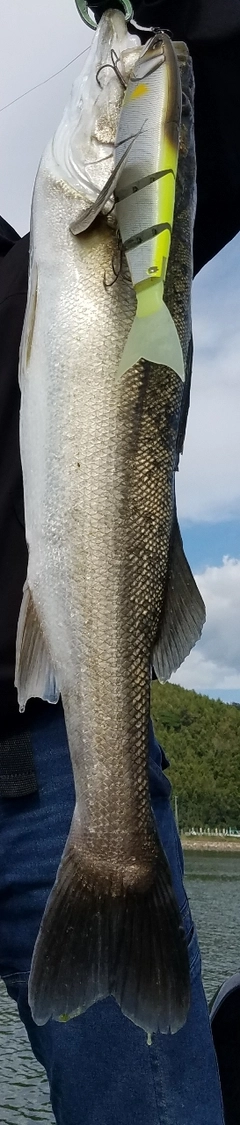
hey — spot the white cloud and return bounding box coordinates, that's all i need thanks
[171,556,240,691]
[176,236,240,523]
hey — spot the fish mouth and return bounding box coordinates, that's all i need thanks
[86,13,143,162]
[93,8,141,59]
[51,10,141,195]
[84,7,142,103]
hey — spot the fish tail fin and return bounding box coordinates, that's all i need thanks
[117,301,184,380]
[28,809,190,1034]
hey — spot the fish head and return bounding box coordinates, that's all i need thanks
[51,11,142,206]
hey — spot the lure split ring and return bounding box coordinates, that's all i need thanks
[75,0,133,30]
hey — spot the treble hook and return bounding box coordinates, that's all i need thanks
[75,0,133,31]
[103,230,124,290]
[111,49,128,88]
[96,49,127,89]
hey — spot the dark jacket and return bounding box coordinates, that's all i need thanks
[0,223,29,733]
[0,4,240,794]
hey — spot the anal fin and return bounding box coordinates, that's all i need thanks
[152,508,206,682]
[15,582,59,711]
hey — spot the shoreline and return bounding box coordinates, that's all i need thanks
[181,834,240,851]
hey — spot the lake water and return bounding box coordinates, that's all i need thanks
[184,850,240,1001]
[0,849,240,1123]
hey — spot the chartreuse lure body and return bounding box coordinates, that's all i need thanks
[114,32,184,380]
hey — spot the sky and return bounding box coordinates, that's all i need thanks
[1,1,239,704]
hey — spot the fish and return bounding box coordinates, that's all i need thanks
[15,12,205,1036]
[114,32,184,380]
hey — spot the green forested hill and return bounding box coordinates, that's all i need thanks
[150,682,240,831]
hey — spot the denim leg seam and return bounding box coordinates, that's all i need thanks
[148,1045,175,1125]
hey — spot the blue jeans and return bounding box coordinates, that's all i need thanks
[0,703,224,1124]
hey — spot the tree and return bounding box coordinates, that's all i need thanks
[151,682,240,831]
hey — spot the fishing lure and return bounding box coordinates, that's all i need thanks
[114,32,184,380]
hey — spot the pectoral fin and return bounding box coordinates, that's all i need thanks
[70,128,142,236]
[19,260,38,388]
[152,510,206,682]
[15,582,59,711]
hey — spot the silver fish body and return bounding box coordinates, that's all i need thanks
[16,18,204,1035]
